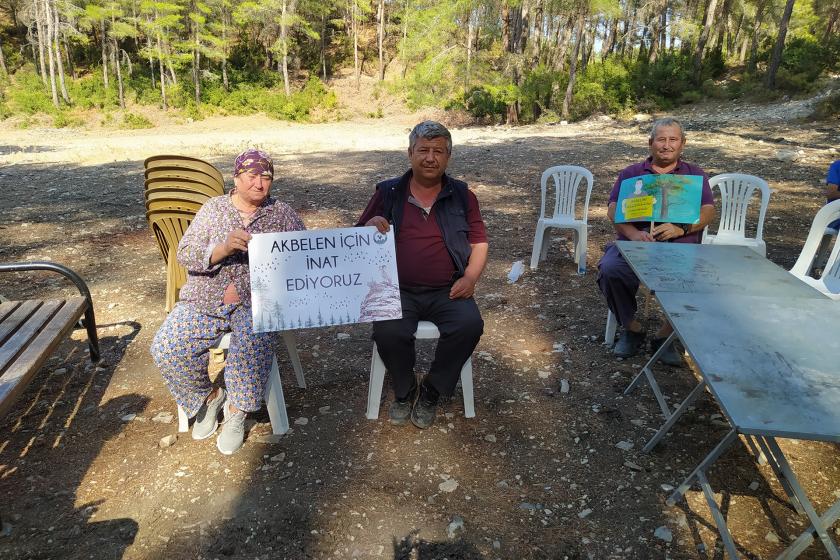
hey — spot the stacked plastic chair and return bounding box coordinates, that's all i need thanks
[143,155,225,312]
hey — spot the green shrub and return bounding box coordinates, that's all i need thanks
[5,69,55,114]
[66,72,120,109]
[121,112,154,129]
[52,111,84,128]
[781,37,826,81]
[456,84,515,119]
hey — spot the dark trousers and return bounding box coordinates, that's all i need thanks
[373,287,484,400]
[596,243,640,328]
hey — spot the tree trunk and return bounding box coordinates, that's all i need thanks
[730,12,743,53]
[0,35,7,76]
[748,0,766,72]
[101,19,109,89]
[115,40,125,108]
[552,15,572,72]
[352,0,359,89]
[35,6,47,83]
[581,21,593,72]
[377,0,385,80]
[604,17,618,57]
[280,0,290,95]
[62,34,76,80]
[54,2,69,103]
[466,11,474,85]
[156,30,167,110]
[562,11,586,119]
[620,1,638,58]
[714,0,732,56]
[531,0,543,63]
[146,21,155,89]
[766,0,796,88]
[823,9,838,41]
[43,0,59,107]
[648,11,662,64]
[693,0,719,84]
[222,15,229,90]
[321,14,327,80]
[738,34,749,64]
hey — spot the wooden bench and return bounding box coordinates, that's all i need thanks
[0,262,100,534]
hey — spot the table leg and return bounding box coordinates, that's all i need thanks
[778,500,840,559]
[765,438,840,560]
[624,332,676,420]
[744,435,767,466]
[667,428,739,506]
[753,436,805,515]
[698,470,741,560]
[642,379,706,453]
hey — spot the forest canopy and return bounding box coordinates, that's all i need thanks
[0,0,839,127]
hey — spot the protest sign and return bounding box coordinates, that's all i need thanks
[614,174,704,224]
[248,227,401,332]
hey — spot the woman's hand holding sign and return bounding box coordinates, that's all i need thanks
[211,228,253,264]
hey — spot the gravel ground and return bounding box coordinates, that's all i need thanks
[1,101,839,559]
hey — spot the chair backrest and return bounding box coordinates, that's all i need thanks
[145,198,205,215]
[707,173,771,242]
[145,167,224,193]
[790,200,840,288]
[144,155,224,189]
[144,189,213,211]
[145,208,197,266]
[539,165,594,222]
[144,177,223,199]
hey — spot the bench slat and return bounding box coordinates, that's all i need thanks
[0,301,42,348]
[0,300,63,374]
[0,301,18,324]
[0,298,87,418]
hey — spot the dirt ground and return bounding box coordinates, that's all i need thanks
[1,99,840,560]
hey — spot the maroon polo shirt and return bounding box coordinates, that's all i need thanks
[609,157,714,244]
[357,187,488,288]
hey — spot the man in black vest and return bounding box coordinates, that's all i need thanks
[357,121,489,429]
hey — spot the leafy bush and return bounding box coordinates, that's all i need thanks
[52,111,84,128]
[571,58,634,118]
[121,112,154,129]
[457,85,512,119]
[5,69,55,114]
[66,72,120,109]
[630,53,695,107]
[204,75,336,121]
[781,37,827,80]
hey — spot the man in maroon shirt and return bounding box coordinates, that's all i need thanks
[597,117,716,363]
[357,121,489,428]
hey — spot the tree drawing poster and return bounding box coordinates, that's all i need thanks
[614,174,704,224]
[248,227,401,332]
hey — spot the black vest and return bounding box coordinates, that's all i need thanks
[376,170,473,279]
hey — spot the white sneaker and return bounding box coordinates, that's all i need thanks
[216,405,247,455]
[192,388,226,440]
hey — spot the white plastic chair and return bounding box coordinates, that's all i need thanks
[177,331,306,435]
[790,199,840,299]
[702,173,771,256]
[367,320,475,419]
[604,310,618,346]
[530,166,594,274]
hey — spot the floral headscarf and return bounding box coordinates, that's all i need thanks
[233,149,274,179]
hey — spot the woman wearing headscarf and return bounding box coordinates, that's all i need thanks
[151,149,305,455]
